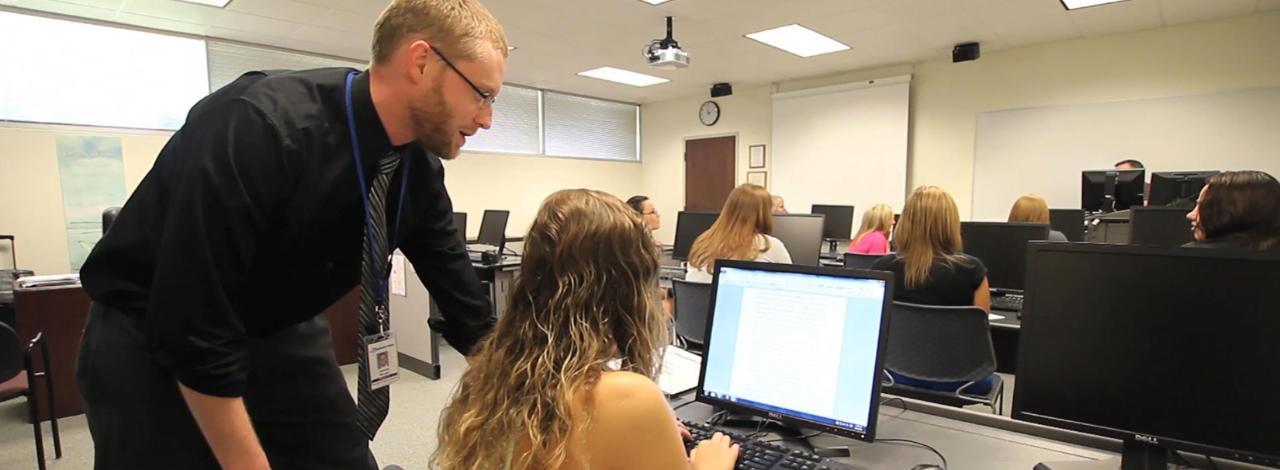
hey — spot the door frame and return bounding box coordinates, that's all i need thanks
[682,132,740,211]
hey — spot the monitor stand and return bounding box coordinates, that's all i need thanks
[717,412,852,458]
[1035,440,1167,470]
[824,238,841,255]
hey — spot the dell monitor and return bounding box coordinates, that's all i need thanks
[697,260,893,444]
[772,214,825,267]
[451,212,467,244]
[1082,169,1145,213]
[673,211,719,261]
[1148,171,1217,208]
[476,210,509,249]
[960,222,1050,292]
[1015,243,1280,469]
[1128,206,1193,247]
[1048,209,1085,242]
[811,204,855,241]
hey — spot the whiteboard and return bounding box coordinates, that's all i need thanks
[771,76,910,233]
[972,86,1280,221]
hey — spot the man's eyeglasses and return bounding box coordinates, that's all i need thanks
[431,48,497,107]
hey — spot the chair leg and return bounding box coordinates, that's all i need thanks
[27,390,47,470]
[39,371,62,458]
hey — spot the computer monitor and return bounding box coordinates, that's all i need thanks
[1014,243,1280,469]
[1149,171,1218,208]
[1128,206,1193,247]
[960,222,1050,292]
[1081,169,1145,213]
[810,205,855,240]
[771,214,825,267]
[1048,209,1085,242]
[697,260,893,442]
[476,210,509,249]
[452,212,467,244]
[673,211,719,261]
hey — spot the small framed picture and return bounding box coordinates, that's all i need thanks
[747,171,767,188]
[749,145,766,169]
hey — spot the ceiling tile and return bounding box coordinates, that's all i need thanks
[115,10,207,35]
[12,0,117,20]
[1259,0,1280,11]
[309,6,377,34]
[1067,0,1164,37]
[208,8,302,35]
[1157,0,1257,25]
[119,0,219,24]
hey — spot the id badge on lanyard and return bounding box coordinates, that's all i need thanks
[346,71,408,390]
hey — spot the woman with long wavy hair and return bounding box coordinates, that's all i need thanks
[434,189,738,470]
[685,184,792,283]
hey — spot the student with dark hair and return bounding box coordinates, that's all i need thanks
[1185,170,1280,250]
[1114,159,1144,170]
[625,195,661,232]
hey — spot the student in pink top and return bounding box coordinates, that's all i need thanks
[848,203,894,254]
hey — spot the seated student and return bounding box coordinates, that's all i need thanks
[1007,194,1068,242]
[870,186,997,394]
[686,184,792,283]
[1185,170,1280,250]
[626,195,662,233]
[848,203,894,255]
[770,195,788,215]
[434,189,739,470]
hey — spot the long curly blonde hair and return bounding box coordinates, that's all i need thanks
[433,189,669,470]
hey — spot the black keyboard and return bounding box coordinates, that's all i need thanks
[991,294,1024,312]
[682,420,854,470]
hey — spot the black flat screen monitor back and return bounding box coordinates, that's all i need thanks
[477,210,509,248]
[452,212,467,244]
[673,211,719,261]
[771,214,825,267]
[1048,209,1085,242]
[1129,207,1193,247]
[960,222,1050,292]
[1148,171,1218,208]
[1082,169,1145,213]
[810,204,855,240]
[1014,243,1280,468]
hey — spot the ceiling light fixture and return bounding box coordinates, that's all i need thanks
[744,24,849,58]
[173,0,233,7]
[1059,0,1129,10]
[637,0,674,5]
[577,67,669,87]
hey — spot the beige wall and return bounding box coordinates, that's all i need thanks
[641,11,1280,220]
[0,122,640,274]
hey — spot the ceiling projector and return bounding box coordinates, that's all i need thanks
[644,16,689,70]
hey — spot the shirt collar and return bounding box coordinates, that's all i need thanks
[350,70,399,159]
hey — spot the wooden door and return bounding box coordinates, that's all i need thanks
[684,136,736,211]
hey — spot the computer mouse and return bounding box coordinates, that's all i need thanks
[910,465,942,470]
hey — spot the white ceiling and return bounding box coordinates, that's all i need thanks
[3,0,1278,103]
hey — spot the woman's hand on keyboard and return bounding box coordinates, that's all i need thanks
[690,432,740,470]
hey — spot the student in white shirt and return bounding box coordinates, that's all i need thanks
[686,184,792,283]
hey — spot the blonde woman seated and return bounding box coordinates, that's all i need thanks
[848,203,894,255]
[434,189,739,470]
[1007,194,1068,242]
[686,184,792,283]
[869,186,997,394]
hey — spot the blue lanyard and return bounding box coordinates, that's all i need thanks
[344,71,410,303]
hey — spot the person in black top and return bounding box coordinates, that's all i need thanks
[75,1,508,468]
[1184,170,1280,251]
[870,186,995,394]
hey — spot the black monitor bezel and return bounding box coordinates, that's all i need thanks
[476,209,510,249]
[1013,242,1280,467]
[771,213,826,267]
[1148,171,1218,207]
[960,221,1051,292]
[672,211,720,261]
[1081,169,1146,212]
[1048,208,1086,242]
[695,259,895,443]
[810,204,856,240]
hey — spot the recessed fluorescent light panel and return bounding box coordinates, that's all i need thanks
[174,0,233,7]
[638,0,674,4]
[1060,0,1129,10]
[577,67,669,87]
[745,24,849,58]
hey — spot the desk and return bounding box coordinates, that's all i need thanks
[13,285,90,421]
[989,313,1021,374]
[472,256,521,318]
[672,395,1114,469]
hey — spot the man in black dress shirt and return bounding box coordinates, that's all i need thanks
[75,1,507,468]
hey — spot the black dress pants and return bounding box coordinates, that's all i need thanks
[77,303,377,470]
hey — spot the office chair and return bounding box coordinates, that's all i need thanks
[881,302,1004,415]
[843,252,886,270]
[102,207,121,235]
[671,279,712,352]
[0,322,62,470]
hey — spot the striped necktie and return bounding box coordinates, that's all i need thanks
[355,152,401,439]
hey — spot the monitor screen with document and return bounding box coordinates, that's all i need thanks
[695,260,893,441]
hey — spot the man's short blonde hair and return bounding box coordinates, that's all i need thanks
[371,0,508,64]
